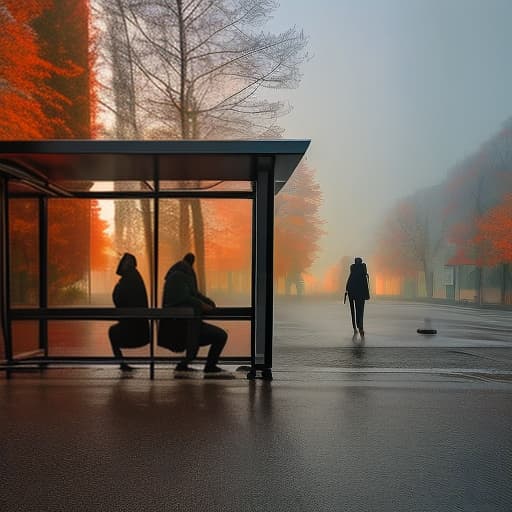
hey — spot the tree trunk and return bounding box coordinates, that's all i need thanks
[179,200,191,254]
[176,1,206,289]
[501,263,509,305]
[139,198,153,293]
[177,0,189,139]
[109,0,156,292]
[191,200,206,291]
[423,262,433,298]
[475,266,482,305]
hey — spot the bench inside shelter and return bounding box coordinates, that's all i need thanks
[0,140,310,380]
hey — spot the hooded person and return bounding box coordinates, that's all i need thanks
[345,257,370,337]
[109,253,150,371]
[158,253,227,373]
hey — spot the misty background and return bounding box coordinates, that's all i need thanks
[265,0,512,278]
[4,0,512,304]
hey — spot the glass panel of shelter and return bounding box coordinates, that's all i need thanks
[9,199,41,358]
[8,195,253,359]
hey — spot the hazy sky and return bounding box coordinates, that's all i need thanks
[265,0,512,277]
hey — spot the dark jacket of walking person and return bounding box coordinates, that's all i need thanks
[109,253,150,371]
[158,253,227,373]
[345,257,370,336]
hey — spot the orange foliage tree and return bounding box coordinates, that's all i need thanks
[443,125,512,302]
[322,255,352,296]
[322,260,343,295]
[10,199,109,305]
[474,193,512,303]
[3,2,109,304]
[475,193,512,265]
[274,164,324,294]
[204,199,252,298]
[9,200,39,304]
[48,200,109,303]
[444,165,486,270]
[205,200,252,272]
[447,221,482,265]
[33,0,93,137]
[0,0,75,138]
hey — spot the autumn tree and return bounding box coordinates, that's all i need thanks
[474,193,512,303]
[9,199,109,305]
[47,200,109,304]
[0,0,72,138]
[371,118,512,302]
[475,193,512,263]
[321,256,351,296]
[33,0,94,137]
[446,166,512,304]
[274,163,324,295]
[444,165,487,302]
[9,200,39,304]
[444,131,512,303]
[205,200,251,266]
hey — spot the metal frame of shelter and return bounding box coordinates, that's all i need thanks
[0,140,310,380]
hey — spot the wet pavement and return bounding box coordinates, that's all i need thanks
[1,299,511,511]
[274,299,512,372]
[0,368,511,512]
[274,298,512,349]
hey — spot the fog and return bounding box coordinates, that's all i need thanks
[267,0,512,285]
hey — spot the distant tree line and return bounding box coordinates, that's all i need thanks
[371,119,512,304]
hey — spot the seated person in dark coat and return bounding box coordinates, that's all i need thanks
[109,253,150,371]
[158,253,227,373]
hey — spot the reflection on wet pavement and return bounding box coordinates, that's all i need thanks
[0,369,511,512]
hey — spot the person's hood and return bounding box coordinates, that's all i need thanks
[165,260,194,280]
[116,253,137,276]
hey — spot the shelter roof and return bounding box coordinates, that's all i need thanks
[0,139,310,196]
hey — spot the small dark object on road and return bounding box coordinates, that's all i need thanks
[418,317,437,335]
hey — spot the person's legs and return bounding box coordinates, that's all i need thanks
[109,324,123,358]
[177,320,200,370]
[349,298,357,331]
[109,324,134,371]
[176,321,227,371]
[200,322,228,369]
[355,299,365,334]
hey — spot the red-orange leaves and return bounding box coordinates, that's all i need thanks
[274,164,324,279]
[475,193,512,265]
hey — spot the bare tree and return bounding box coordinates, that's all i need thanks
[376,195,446,298]
[95,0,308,289]
[116,0,307,139]
[95,0,154,283]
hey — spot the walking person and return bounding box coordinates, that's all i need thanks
[345,257,370,337]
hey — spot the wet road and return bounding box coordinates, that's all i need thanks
[1,299,511,511]
[0,369,511,512]
[274,299,512,371]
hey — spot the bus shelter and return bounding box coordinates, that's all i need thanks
[0,140,309,380]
